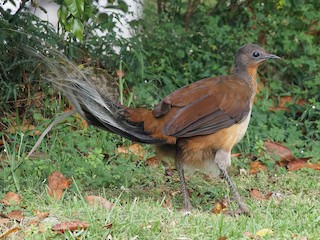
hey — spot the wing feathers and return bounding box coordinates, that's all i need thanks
[157,76,252,138]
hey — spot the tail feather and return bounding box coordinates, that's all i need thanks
[36,49,163,144]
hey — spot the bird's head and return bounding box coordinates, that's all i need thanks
[233,44,281,81]
[235,44,281,68]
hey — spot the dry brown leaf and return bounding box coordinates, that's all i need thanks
[162,194,173,209]
[0,227,21,238]
[249,161,267,175]
[146,156,159,167]
[231,153,242,158]
[29,211,50,225]
[243,231,255,239]
[169,190,181,197]
[48,171,72,200]
[307,163,320,170]
[6,210,23,221]
[269,96,306,112]
[287,158,320,171]
[6,123,41,136]
[218,237,228,240]
[212,199,228,214]
[287,158,308,171]
[264,141,295,161]
[0,140,3,146]
[116,69,125,78]
[165,167,174,176]
[103,222,113,229]
[85,196,113,211]
[250,189,272,201]
[0,218,10,224]
[1,192,21,206]
[74,113,89,128]
[52,220,89,233]
[117,143,145,159]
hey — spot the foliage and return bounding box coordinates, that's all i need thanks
[56,0,129,41]
[121,0,319,156]
[0,11,57,110]
[0,2,320,238]
[0,0,130,114]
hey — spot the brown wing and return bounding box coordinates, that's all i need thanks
[153,76,252,138]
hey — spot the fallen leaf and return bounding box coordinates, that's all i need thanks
[212,199,228,214]
[103,222,113,229]
[0,218,10,224]
[256,228,273,237]
[249,161,267,175]
[85,196,113,211]
[243,231,255,239]
[287,158,320,171]
[287,158,308,171]
[1,192,21,206]
[52,220,89,233]
[117,143,145,159]
[6,123,41,136]
[74,113,89,128]
[264,141,295,161]
[162,194,173,209]
[48,171,72,200]
[307,163,320,170]
[231,153,242,158]
[29,211,50,225]
[146,156,159,167]
[0,227,20,238]
[269,96,306,112]
[169,190,181,197]
[6,210,23,221]
[116,69,125,78]
[250,189,272,201]
[218,237,228,240]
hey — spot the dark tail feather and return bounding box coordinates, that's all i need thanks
[33,48,163,144]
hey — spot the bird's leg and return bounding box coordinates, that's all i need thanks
[219,167,249,214]
[175,155,192,212]
[215,149,249,215]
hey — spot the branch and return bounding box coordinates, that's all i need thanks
[184,0,201,30]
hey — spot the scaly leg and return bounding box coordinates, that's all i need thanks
[215,149,249,215]
[175,156,192,212]
[219,167,249,214]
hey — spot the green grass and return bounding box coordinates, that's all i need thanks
[1,122,320,239]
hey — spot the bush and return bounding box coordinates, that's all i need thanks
[122,0,319,155]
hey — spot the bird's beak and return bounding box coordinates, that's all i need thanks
[264,54,281,60]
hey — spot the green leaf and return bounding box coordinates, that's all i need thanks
[98,13,109,22]
[176,49,185,59]
[83,3,93,20]
[72,18,84,41]
[57,5,69,26]
[118,0,128,13]
[64,0,84,18]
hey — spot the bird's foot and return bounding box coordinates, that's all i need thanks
[181,199,193,215]
[224,204,250,216]
[181,205,193,216]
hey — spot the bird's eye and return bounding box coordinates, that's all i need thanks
[253,52,260,57]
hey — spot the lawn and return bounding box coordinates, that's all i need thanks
[1,121,319,239]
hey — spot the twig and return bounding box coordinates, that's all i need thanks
[27,109,76,158]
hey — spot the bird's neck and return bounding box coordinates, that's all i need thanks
[234,64,258,90]
[233,63,258,103]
